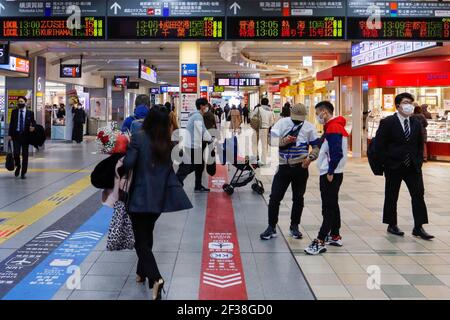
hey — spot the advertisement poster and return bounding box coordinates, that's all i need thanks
[7,89,32,124]
[180,93,198,129]
[90,98,107,121]
[383,94,395,111]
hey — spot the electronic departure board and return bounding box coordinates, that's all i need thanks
[347,18,450,41]
[227,17,344,40]
[107,17,224,40]
[216,78,260,87]
[0,17,105,40]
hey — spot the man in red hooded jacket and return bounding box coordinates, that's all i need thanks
[305,101,349,255]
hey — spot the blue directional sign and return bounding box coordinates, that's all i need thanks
[181,64,197,77]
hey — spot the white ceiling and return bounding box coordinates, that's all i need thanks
[9,40,449,87]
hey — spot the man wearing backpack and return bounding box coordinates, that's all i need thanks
[375,92,433,240]
[260,103,320,240]
[250,98,275,165]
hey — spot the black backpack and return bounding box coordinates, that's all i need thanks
[367,137,384,176]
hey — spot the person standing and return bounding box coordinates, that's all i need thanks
[72,103,86,143]
[120,106,192,300]
[421,104,432,120]
[57,103,66,119]
[7,96,36,179]
[375,93,434,240]
[176,98,213,192]
[260,103,320,240]
[250,98,275,165]
[305,101,348,255]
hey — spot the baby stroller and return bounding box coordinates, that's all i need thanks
[218,136,265,196]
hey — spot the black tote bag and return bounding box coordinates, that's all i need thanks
[5,141,15,171]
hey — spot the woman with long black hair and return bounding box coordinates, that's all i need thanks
[120,105,192,300]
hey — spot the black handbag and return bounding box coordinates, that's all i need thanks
[206,149,216,176]
[5,141,15,171]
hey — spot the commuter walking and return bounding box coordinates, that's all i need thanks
[375,93,434,240]
[305,101,348,255]
[72,103,86,144]
[176,98,213,192]
[7,96,36,179]
[224,103,231,123]
[165,102,179,135]
[281,102,291,118]
[230,105,242,134]
[121,95,151,133]
[260,103,320,240]
[214,104,223,126]
[250,98,275,165]
[203,103,217,130]
[243,104,250,124]
[412,105,429,161]
[120,105,192,300]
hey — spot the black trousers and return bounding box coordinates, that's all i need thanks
[383,166,428,226]
[130,212,162,283]
[243,114,249,124]
[12,134,29,176]
[268,165,309,228]
[318,173,343,241]
[176,147,205,189]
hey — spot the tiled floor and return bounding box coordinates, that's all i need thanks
[256,147,450,300]
[1,132,450,300]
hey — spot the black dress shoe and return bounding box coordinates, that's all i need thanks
[413,227,434,240]
[15,166,21,177]
[387,225,405,236]
[21,175,26,180]
[194,186,210,193]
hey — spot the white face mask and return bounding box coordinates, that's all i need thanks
[316,113,326,125]
[401,104,414,116]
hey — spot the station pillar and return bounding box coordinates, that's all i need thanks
[179,42,200,129]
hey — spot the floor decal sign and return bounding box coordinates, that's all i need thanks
[199,165,247,300]
[2,206,112,300]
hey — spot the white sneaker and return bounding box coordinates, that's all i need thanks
[327,235,343,247]
[304,239,327,255]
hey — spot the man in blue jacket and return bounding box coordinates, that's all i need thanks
[121,95,151,133]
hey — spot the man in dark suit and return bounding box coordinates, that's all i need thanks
[376,92,433,240]
[7,96,36,179]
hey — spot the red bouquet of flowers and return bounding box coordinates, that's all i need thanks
[96,127,129,154]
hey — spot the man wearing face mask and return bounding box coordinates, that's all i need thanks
[305,101,349,255]
[260,103,320,240]
[7,96,36,179]
[375,93,433,240]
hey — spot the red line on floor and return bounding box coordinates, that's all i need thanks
[3,225,25,238]
[199,165,248,300]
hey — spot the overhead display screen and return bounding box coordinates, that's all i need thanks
[347,18,450,41]
[216,78,260,87]
[60,64,82,78]
[227,17,344,40]
[107,17,224,40]
[0,17,105,40]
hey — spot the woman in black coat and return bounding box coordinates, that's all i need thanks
[121,105,192,300]
[72,104,86,143]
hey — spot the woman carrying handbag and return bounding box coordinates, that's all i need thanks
[119,105,192,300]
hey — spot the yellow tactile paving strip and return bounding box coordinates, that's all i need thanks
[0,169,91,173]
[0,175,92,244]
